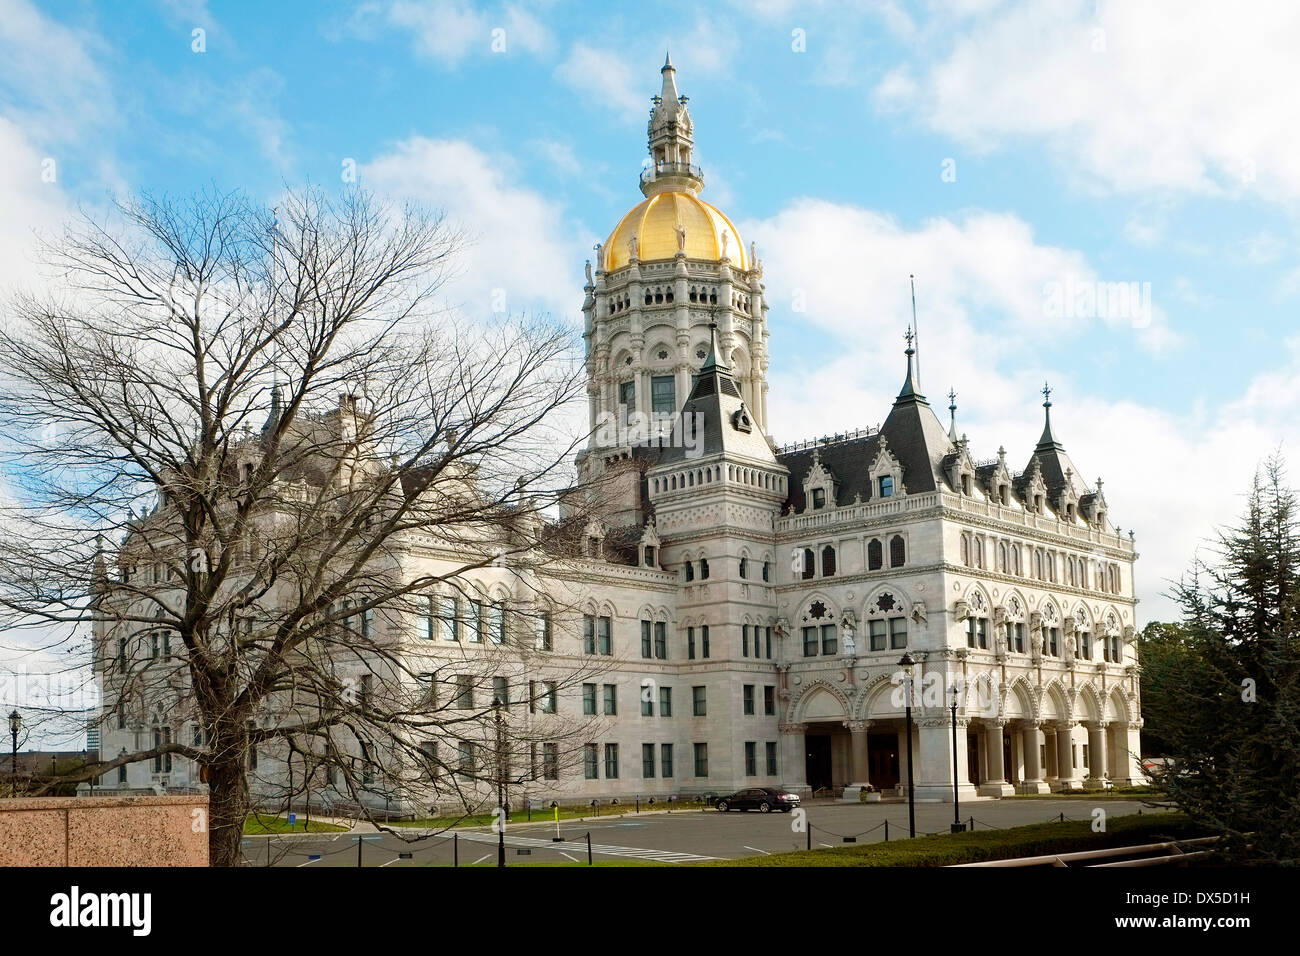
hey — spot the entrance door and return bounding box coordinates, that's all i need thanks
[1003,734,1017,785]
[967,732,981,786]
[805,734,833,792]
[867,732,899,789]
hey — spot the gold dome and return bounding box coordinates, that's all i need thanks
[603,191,746,272]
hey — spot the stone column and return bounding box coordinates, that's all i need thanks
[896,724,912,796]
[1110,720,1144,786]
[779,723,808,794]
[1054,721,1078,791]
[1021,721,1049,793]
[916,717,976,803]
[980,719,1014,796]
[1085,721,1108,789]
[842,720,871,801]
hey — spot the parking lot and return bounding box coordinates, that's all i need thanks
[241,798,1171,867]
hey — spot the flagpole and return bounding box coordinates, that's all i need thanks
[910,274,920,389]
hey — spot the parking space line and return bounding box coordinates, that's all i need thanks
[742,846,770,855]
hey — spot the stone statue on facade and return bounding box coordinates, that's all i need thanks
[584,259,593,285]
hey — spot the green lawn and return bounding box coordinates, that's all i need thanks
[243,815,348,835]
[704,812,1204,867]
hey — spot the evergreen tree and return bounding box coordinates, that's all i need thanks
[1145,456,1300,863]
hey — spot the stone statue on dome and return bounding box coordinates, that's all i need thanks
[675,223,686,253]
[720,229,730,260]
[584,259,593,285]
[628,234,639,260]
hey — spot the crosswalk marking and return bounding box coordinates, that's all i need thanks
[454,829,717,864]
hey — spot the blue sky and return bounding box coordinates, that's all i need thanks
[3,0,1300,626]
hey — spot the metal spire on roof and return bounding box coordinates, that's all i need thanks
[1037,380,1063,449]
[895,326,925,404]
[699,319,728,374]
[947,388,959,443]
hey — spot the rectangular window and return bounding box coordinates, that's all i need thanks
[890,617,908,650]
[583,743,599,780]
[583,615,596,654]
[692,685,707,717]
[967,617,978,648]
[764,685,776,716]
[641,619,652,658]
[693,743,709,777]
[454,675,473,710]
[603,683,617,715]
[468,600,483,643]
[424,595,436,640]
[812,487,826,509]
[543,743,558,780]
[742,624,749,657]
[765,627,773,659]
[821,624,838,655]
[604,743,619,779]
[1082,743,1090,770]
[458,741,475,773]
[803,626,818,656]
[661,743,674,778]
[745,741,757,776]
[490,602,506,644]
[152,727,172,773]
[118,763,127,784]
[743,684,755,715]
[978,618,988,650]
[534,610,551,651]
[598,616,612,655]
[654,621,667,659]
[659,686,672,717]
[700,625,710,658]
[870,619,887,651]
[641,682,654,717]
[1014,622,1025,653]
[766,741,778,776]
[651,375,676,415]
[582,683,597,715]
[541,682,558,714]
[879,475,894,497]
[440,595,459,641]
[361,608,373,641]
[642,743,656,778]
[687,627,696,660]
[619,380,635,423]
[492,676,509,708]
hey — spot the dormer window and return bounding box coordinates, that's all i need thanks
[961,474,972,496]
[1034,494,1044,513]
[999,484,1010,505]
[644,545,656,567]
[812,488,826,509]
[879,476,894,498]
[587,536,602,558]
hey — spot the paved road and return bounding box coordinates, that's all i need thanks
[242,798,1172,867]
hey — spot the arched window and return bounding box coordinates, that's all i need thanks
[801,548,815,580]
[1013,544,1022,576]
[738,557,748,579]
[821,545,836,577]
[699,557,710,580]
[961,534,970,567]
[889,535,906,568]
[867,538,883,571]
[684,561,695,582]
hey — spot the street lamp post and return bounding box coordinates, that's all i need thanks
[950,686,966,833]
[492,696,505,869]
[9,709,21,798]
[898,654,916,838]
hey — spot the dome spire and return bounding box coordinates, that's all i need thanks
[947,388,959,443]
[1037,381,1064,450]
[643,57,702,197]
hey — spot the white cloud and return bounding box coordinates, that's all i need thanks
[874,0,1300,203]
[361,136,593,320]
[555,43,645,121]
[340,0,551,67]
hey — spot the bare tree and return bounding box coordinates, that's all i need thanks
[0,187,608,866]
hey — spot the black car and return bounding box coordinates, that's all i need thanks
[715,787,801,813]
